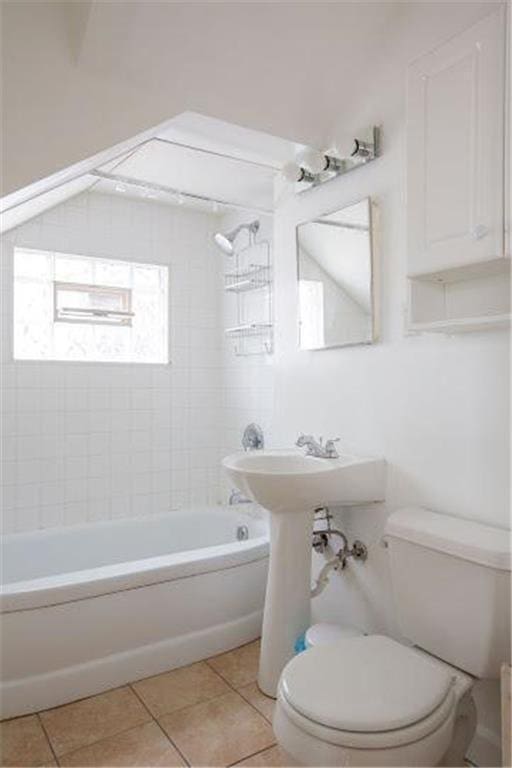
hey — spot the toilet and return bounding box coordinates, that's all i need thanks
[274,507,511,767]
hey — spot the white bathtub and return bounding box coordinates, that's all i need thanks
[0,506,269,718]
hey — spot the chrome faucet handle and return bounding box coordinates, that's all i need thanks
[324,438,340,458]
[242,423,264,451]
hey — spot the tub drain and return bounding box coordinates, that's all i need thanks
[236,524,249,541]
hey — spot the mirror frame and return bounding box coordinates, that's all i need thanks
[295,196,378,351]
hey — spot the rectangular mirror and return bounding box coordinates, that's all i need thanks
[296,197,376,350]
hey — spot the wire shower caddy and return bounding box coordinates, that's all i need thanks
[224,237,273,356]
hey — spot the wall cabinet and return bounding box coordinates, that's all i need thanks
[406,7,510,332]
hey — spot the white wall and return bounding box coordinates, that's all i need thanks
[275,142,509,646]
[1,191,228,533]
[272,9,509,760]
[273,7,509,617]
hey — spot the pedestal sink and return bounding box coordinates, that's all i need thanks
[222,449,386,696]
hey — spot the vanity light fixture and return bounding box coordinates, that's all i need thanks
[283,126,380,188]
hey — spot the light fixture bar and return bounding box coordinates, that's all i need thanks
[90,170,272,215]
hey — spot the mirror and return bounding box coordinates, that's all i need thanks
[296,197,376,350]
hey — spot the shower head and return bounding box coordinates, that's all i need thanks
[213,220,260,255]
[214,231,237,255]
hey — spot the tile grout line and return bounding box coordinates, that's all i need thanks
[203,657,278,766]
[227,744,278,768]
[36,712,60,767]
[43,719,153,764]
[128,683,191,767]
[29,644,268,768]
[235,686,275,726]
[204,654,276,726]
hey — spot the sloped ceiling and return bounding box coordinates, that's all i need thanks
[1,112,305,232]
[98,140,276,212]
[1,1,499,197]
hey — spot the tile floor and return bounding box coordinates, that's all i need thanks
[0,640,291,768]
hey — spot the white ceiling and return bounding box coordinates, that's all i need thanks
[1,1,499,197]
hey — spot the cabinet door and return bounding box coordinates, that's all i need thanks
[407,9,505,276]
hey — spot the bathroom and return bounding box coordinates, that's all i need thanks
[0,2,510,767]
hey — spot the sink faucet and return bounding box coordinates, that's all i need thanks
[296,434,340,459]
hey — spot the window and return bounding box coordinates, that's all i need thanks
[14,248,169,363]
[298,279,325,350]
[53,282,134,326]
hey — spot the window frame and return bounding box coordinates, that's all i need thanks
[53,281,134,327]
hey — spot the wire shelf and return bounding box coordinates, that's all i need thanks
[224,264,272,293]
[223,238,273,357]
[225,322,273,338]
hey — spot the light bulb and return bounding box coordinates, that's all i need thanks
[336,138,358,159]
[297,148,329,175]
[282,162,315,184]
[282,162,303,183]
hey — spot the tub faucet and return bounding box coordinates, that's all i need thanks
[229,489,252,505]
[242,423,264,451]
[296,434,340,459]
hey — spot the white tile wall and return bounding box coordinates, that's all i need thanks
[219,213,275,500]
[1,191,276,534]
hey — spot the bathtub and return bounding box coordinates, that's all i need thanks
[0,506,269,718]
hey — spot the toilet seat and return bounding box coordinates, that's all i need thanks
[277,680,456,750]
[278,635,458,749]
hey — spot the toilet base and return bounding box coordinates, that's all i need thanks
[438,692,477,767]
[274,694,475,768]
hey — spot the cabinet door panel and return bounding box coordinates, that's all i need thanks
[407,9,505,276]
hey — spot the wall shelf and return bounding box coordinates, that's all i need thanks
[408,314,511,334]
[407,258,510,334]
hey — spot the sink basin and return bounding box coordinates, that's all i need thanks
[223,448,386,697]
[223,449,385,513]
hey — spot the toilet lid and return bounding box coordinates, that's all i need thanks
[280,635,454,732]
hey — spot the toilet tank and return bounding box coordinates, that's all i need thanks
[385,507,511,678]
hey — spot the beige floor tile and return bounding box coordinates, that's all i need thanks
[159,690,275,767]
[133,661,230,717]
[207,640,261,689]
[237,683,275,723]
[39,686,150,756]
[0,714,55,767]
[59,721,185,767]
[234,745,292,767]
